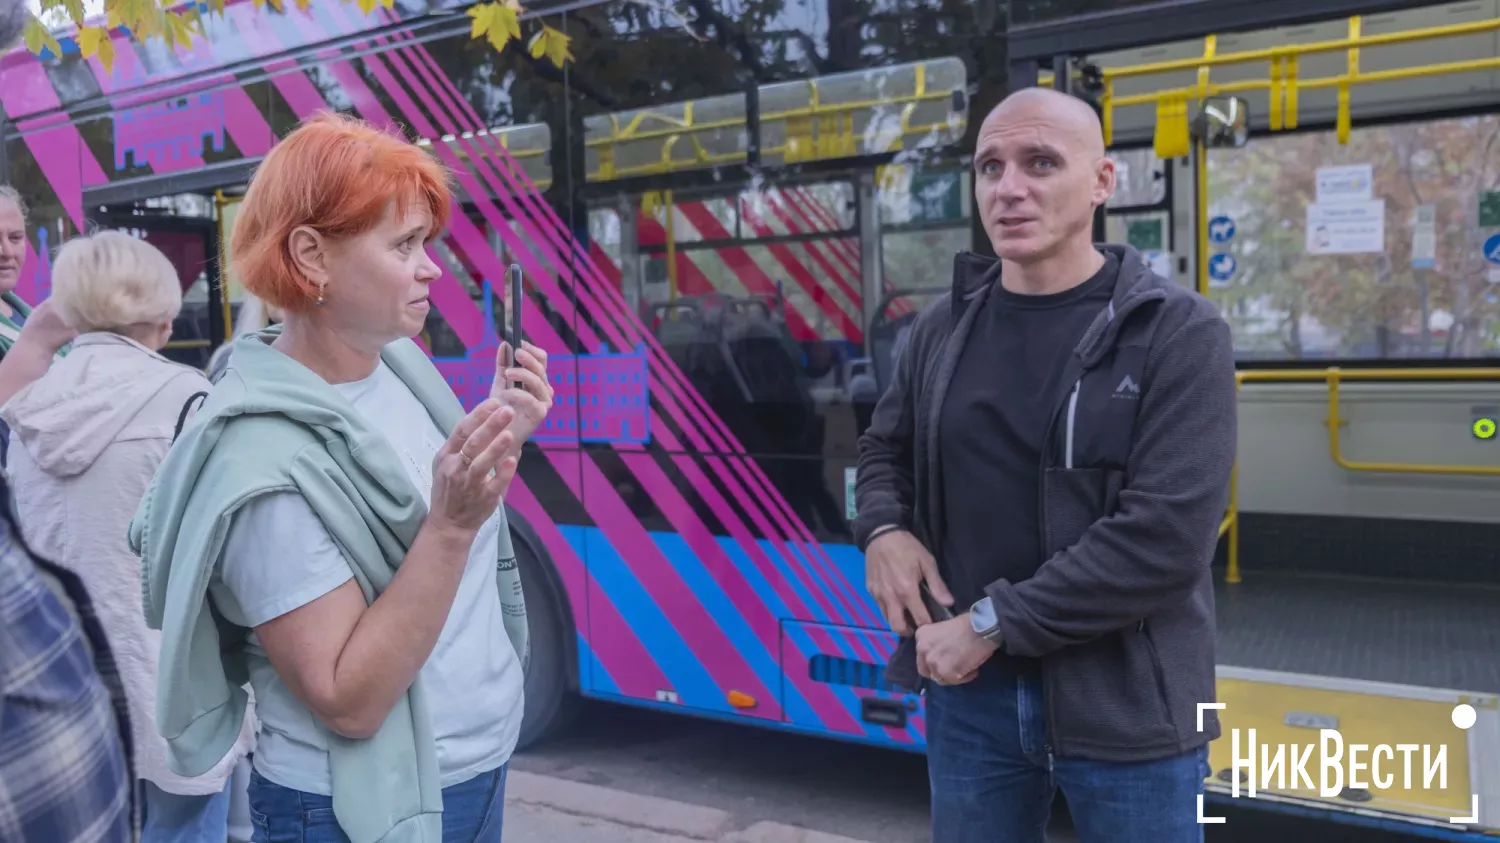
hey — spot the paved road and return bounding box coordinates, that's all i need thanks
[504,699,1439,843]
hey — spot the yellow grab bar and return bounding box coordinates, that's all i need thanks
[1097,14,1500,147]
[1103,17,1500,80]
[1221,368,1500,583]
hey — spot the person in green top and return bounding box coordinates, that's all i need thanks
[0,186,33,348]
[0,186,76,467]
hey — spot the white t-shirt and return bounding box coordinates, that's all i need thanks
[210,361,524,795]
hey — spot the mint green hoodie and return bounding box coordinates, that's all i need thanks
[128,327,529,843]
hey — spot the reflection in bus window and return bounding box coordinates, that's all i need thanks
[1106,147,1168,209]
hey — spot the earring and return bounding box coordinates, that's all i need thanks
[315,282,326,307]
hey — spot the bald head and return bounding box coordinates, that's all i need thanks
[971,87,1116,273]
[982,88,1106,159]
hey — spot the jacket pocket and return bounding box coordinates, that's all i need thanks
[1041,467,1105,558]
[1048,624,1177,752]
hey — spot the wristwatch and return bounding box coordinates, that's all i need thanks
[969,596,1003,645]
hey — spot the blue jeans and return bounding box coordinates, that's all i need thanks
[141,779,233,843]
[247,765,507,843]
[926,665,1210,843]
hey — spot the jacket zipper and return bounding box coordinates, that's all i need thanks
[1036,369,1082,764]
[1063,380,1081,469]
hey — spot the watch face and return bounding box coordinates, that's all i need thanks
[970,601,996,632]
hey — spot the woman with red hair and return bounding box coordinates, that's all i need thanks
[130,111,553,843]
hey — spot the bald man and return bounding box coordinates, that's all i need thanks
[854,87,1235,842]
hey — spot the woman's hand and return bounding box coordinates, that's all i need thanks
[18,299,76,354]
[491,340,553,450]
[0,300,75,408]
[427,400,519,535]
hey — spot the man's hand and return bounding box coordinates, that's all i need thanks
[865,529,953,636]
[916,613,996,686]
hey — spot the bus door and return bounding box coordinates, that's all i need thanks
[1074,5,1500,832]
[574,56,970,736]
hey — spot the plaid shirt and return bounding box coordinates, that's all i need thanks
[0,476,138,843]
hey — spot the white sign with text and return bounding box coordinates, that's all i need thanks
[1307,200,1385,255]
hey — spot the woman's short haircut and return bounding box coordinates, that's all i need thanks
[0,185,28,219]
[51,230,183,333]
[232,111,454,313]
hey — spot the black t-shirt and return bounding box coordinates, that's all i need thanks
[937,251,1119,621]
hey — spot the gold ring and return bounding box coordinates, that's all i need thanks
[459,450,474,466]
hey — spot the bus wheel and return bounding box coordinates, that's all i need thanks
[509,507,580,749]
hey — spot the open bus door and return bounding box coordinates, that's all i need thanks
[1008,0,1500,837]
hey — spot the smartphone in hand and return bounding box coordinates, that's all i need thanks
[503,264,524,389]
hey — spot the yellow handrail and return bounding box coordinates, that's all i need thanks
[1221,368,1500,583]
[1095,14,1500,146]
[586,91,959,180]
[584,64,963,181]
[1105,17,1500,80]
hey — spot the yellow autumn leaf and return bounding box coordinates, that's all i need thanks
[504,0,524,12]
[210,0,227,15]
[105,0,134,30]
[24,17,63,57]
[293,0,311,12]
[267,0,284,12]
[168,12,196,48]
[95,28,116,72]
[481,3,518,52]
[77,24,101,57]
[467,2,492,39]
[495,3,519,39]
[67,0,86,22]
[531,25,571,67]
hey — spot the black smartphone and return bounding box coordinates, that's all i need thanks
[504,263,523,388]
[902,581,954,632]
[921,581,955,622]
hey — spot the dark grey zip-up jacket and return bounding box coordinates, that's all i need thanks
[854,243,1236,762]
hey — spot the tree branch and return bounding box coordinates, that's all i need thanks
[622,0,708,42]
[520,49,618,109]
[685,0,764,80]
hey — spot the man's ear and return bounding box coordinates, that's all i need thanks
[287,226,327,287]
[1094,156,1118,206]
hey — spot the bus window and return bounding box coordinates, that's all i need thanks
[878,165,970,300]
[1207,113,1500,361]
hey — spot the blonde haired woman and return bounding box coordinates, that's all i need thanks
[0,229,256,843]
